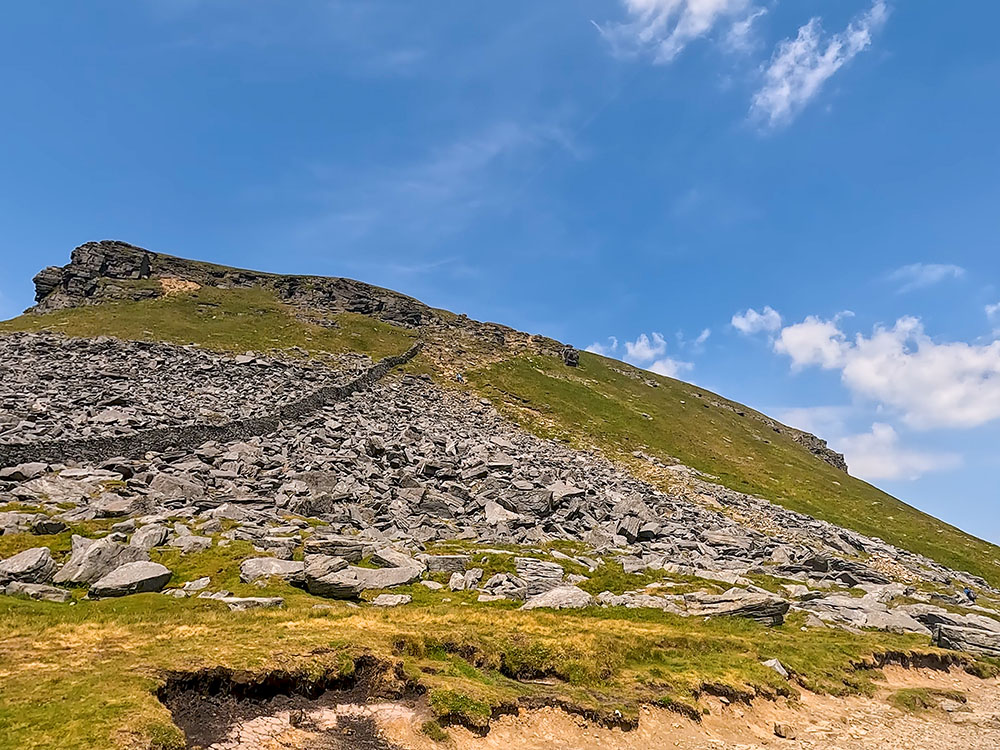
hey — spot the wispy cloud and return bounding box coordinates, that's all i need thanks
[596,0,756,63]
[888,262,966,293]
[586,336,619,356]
[723,7,768,54]
[836,423,961,481]
[750,0,889,128]
[625,331,668,361]
[295,121,577,248]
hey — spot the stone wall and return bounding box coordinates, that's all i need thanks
[0,343,422,469]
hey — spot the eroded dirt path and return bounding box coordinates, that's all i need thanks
[171,668,1000,750]
[385,668,1000,750]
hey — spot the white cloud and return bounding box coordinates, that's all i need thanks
[694,327,712,345]
[723,7,767,53]
[776,405,850,438]
[837,423,961,481]
[649,357,694,378]
[986,302,1000,322]
[731,305,782,335]
[597,0,755,63]
[624,332,668,363]
[586,337,619,356]
[750,0,889,128]
[773,315,848,369]
[888,263,966,293]
[774,314,1000,429]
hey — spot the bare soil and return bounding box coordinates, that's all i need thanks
[165,667,1000,750]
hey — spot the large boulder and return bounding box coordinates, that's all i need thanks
[54,537,148,585]
[689,589,789,626]
[0,547,57,584]
[239,558,304,584]
[303,534,369,561]
[89,561,172,598]
[515,558,564,597]
[130,525,170,551]
[934,624,1000,658]
[303,555,421,599]
[521,585,594,611]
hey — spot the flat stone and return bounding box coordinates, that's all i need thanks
[221,596,284,611]
[4,581,72,603]
[520,585,594,611]
[239,557,304,584]
[372,593,412,607]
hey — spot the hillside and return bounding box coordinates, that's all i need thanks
[6,240,999,589]
[2,240,1000,750]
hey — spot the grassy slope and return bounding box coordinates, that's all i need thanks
[0,550,943,750]
[0,286,417,360]
[1,290,998,748]
[468,352,1000,589]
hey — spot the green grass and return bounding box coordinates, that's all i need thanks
[0,528,978,750]
[467,352,1000,589]
[0,285,417,361]
[889,687,967,713]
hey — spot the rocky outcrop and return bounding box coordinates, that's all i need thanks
[934,624,1000,658]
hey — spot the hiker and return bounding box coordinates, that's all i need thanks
[963,586,977,604]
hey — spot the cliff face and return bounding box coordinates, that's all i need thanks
[28,239,848,474]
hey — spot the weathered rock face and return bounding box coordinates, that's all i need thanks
[53,536,148,585]
[29,240,433,330]
[934,624,1000,658]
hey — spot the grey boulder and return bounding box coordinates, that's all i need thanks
[89,561,172,597]
[240,557,304,584]
[521,585,594,611]
[55,537,148,585]
[4,581,72,603]
[0,547,57,584]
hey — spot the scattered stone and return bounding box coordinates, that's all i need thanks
[761,658,789,678]
[4,581,72,603]
[372,593,412,607]
[239,558,304,584]
[521,585,594,611]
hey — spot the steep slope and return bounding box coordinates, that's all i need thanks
[6,240,998,588]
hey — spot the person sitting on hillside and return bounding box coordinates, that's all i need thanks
[963,586,977,604]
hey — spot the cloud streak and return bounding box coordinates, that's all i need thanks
[597,0,755,63]
[750,0,889,128]
[888,263,965,293]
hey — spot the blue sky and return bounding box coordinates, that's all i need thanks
[1,1,998,542]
